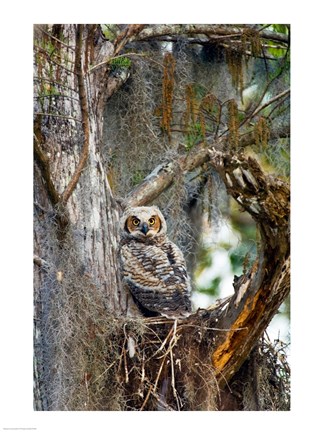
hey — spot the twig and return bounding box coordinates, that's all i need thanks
[179,324,248,332]
[89,52,149,73]
[34,112,82,123]
[141,352,145,384]
[34,94,80,103]
[153,325,176,358]
[34,45,77,75]
[248,89,290,120]
[91,361,116,385]
[153,354,168,393]
[266,96,290,120]
[123,346,129,384]
[149,387,175,411]
[34,76,79,94]
[140,385,153,411]
[37,26,76,50]
[169,320,181,410]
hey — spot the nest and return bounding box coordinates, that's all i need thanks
[35,258,290,411]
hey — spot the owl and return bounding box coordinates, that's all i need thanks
[119,206,192,319]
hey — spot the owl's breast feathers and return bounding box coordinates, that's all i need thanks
[120,237,192,318]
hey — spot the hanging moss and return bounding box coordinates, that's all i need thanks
[228,99,239,149]
[242,27,262,58]
[161,53,176,141]
[254,116,270,149]
[225,47,244,98]
[185,84,195,125]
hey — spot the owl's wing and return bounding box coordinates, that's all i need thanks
[120,240,192,318]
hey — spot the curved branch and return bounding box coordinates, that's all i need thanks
[34,133,60,207]
[208,149,290,388]
[61,24,90,205]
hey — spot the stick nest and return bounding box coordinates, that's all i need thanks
[36,260,290,411]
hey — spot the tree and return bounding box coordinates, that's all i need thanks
[33,24,290,411]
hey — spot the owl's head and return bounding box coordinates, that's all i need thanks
[120,206,167,240]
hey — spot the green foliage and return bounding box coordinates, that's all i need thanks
[263,25,290,59]
[229,242,256,274]
[195,245,213,275]
[194,245,221,298]
[185,121,205,151]
[270,24,289,35]
[184,84,220,151]
[197,277,221,296]
[110,56,132,69]
[229,200,258,275]
[131,170,146,186]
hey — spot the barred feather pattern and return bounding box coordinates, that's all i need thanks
[119,206,192,318]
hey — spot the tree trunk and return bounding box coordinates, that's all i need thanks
[33,24,140,410]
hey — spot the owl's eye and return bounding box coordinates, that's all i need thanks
[148,217,155,226]
[132,218,140,226]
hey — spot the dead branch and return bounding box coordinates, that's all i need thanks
[208,149,290,388]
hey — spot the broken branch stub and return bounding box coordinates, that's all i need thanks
[208,149,290,387]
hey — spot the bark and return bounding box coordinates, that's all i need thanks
[135,24,289,44]
[33,24,137,410]
[208,149,290,388]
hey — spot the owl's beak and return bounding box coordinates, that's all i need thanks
[140,223,149,235]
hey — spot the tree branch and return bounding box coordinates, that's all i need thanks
[113,24,146,56]
[89,52,148,73]
[135,24,289,44]
[125,125,290,207]
[248,89,290,121]
[208,149,290,388]
[61,24,90,205]
[33,116,60,207]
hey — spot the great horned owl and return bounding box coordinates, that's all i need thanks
[119,206,192,318]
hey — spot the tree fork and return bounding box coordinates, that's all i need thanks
[33,115,69,232]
